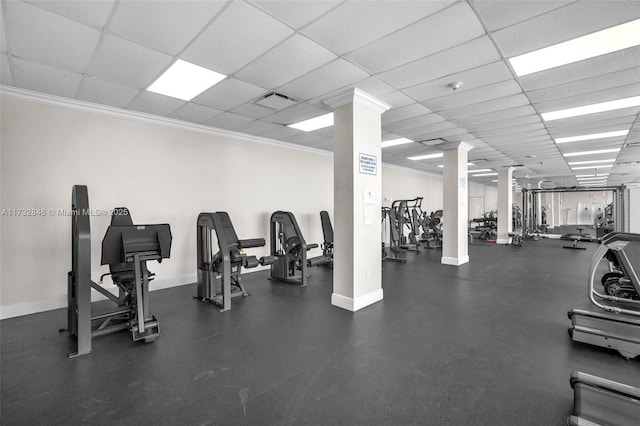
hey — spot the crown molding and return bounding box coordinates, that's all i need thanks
[324,88,391,114]
[0,85,333,157]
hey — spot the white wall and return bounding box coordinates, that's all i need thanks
[1,94,499,317]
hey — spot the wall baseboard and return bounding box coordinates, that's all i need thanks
[0,275,196,320]
[331,288,384,312]
[441,255,470,266]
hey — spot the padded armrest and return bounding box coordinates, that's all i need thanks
[238,238,265,249]
[306,243,319,250]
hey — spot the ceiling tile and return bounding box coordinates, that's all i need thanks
[182,1,294,75]
[455,105,537,126]
[492,2,640,57]
[264,102,329,125]
[425,80,522,111]
[545,110,639,133]
[384,113,446,133]
[86,33,172,89]
[346,1,486,73]
[277,59,370,101]
[11,57,82,98]
[108,1,225,55]
[382,103,433,125]
[465,114,542,132]
[168,102,223,124]
[203,112,256,131]
[352,77,396,98]
[438,94,530,119]
[473,0,573,31]
[379,36,501,89]
[476,122,546,138]
[192,78,266,111]
[240,120,286,137]
[260,125,303,141]
[407,126,468,143]
[5,1,101,73]
[235,34,337,88]
[284,131,325,145]
[527,67,640,104]
[77,77,139,108]
[250,0,341,29]
[519,45,640,92]
[1,54,12,85]
[403,61,512,102]
[126,91,186,116]
[377,90,419,109]
[231,103,278,119]
[25,0,115,28]
[302,1,453,54]
[536,83,640,115]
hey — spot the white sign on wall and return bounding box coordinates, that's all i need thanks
[359,153,377,175]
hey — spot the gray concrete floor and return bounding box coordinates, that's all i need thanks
[2,238,639,425]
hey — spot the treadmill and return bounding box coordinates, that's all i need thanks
[568,232,640,359]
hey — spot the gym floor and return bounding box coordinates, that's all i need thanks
[2,239,639,425]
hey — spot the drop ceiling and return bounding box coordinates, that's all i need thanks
[1,0,639,188]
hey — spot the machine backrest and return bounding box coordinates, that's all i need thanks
[110,207,133,227]
[320,211,333,244]
[213,212,240,249]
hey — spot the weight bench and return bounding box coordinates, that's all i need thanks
[563,227,588,250]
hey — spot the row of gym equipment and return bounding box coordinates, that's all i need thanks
[61,185,639,424]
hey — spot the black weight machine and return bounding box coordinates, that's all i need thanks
[568,371,640,426]
[568,232,640,359]
[391,197,422,252]
[307,210,334,268]
[382,206,406,263]
[63,185,172,357]
[196,212,275,312]
[269,211,318,286]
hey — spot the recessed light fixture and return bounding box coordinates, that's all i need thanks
[472,172,498,177]
[381,138,413,148]
[575,173,609,177]
[567,159,616,165]
[147,59,226,101]
[577,177,608,181]
[563,148,621,157]
[542,96,640,121]
[288,113,334,132]
[555,130,629,144]
[571,164,614,170]
[408,153,443,161]
[437,162,475,168]
[509,19,640,76]
[468,168,492,173]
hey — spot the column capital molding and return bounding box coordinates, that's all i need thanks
[324,88,391,114]
[440,141,473,152]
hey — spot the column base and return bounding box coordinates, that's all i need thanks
[441,255,469,266]
[331,288,383,312]
[496,238,511,245]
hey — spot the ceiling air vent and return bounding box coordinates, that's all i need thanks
[256,92,297,110]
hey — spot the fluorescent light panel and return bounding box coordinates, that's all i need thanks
[509,19,640,76]
[568,159,616,165]
[576,173,609,177]
[408,153,443,161]
[468,168,493,173]
[571,165,614,170]
[147,59,226,101]
[288,113,334,132]
[555,130,629,144]
[542,96,640,121]
[437,163,475,168]
[472,172,498,177]
[563,148,621,157]
[381,138,413,148]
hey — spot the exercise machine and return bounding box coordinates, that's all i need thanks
[391,198,422,252]
[382,207,406,263]
[63,185,172,357]
[562,227,590,250]
[568,232,640,359]
[568,371,640,426]
[307,211,334,267]
[269,211,318,286]
[196,212,275,312]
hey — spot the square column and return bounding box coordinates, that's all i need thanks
[496,168,515,244]
[325,89,390,312]
[441,142,473,266]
